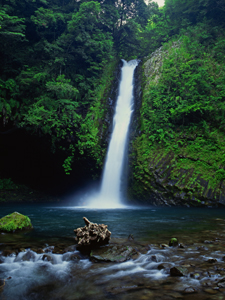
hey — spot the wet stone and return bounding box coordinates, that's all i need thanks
[22,250,36,261]
[169,238,178,247]
[64,245,76,252]
[90,244,137,263]
[151,255,158,262]
[63,253,80,262]
[207,258,217,263]
[190,273,201,279]
[183,287,197,294]
[44,246,54,253]
[161,244,170,249]
[170,267,188,277]
[158,263,173,271]
[42,254,54,263]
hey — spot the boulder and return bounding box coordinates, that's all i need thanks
[74,217,111,252]
[183,287,197,294]
[22,250,36,261]
[169,238,178,247]
[170,266,188,276]
[0,212,33,233]
[42,254,54,263]
[207,258,217,263]
[90,244,138,263]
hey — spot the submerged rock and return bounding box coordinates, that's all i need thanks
[0,212,32,233]
[74,217,111,252]
[183,287,197,294]
[22,250,36,261]
[207,258,217,263]
[90,244,138,263]
[42,254,54,263]
[170,266,188,277]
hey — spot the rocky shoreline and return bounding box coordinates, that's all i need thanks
[1,218,225,299]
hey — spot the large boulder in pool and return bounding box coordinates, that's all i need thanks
[90,244,138,263]
[74,217,111,252]
[0,212,33,232]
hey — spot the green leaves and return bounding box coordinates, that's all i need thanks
[0,6,25,38]
[21,74,80,154]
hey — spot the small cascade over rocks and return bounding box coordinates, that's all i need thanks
[87,59,138,208]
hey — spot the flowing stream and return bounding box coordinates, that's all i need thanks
[87,60,138,208]
[1,205,225,300]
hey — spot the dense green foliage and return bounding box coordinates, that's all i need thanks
[0,0,152,175]
[131,19,225,204]
[1,0,225,204]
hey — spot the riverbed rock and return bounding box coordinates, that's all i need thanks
[0,212,33,233]
[157,263,173,273]
[74,217,111,252]
[170,266,188,277]
[22,250,36,261]
[183,287,197,294]
[42,254,54,263]
[90,244,138,262]
[169,238,178,247]
[63,252,81,263]
[207,258,217,263]
[160,244,170,248]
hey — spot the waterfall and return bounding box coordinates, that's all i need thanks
[87,59,138,208]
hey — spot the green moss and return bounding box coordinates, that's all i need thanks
[129,25,225,206]
[0,212,33,232]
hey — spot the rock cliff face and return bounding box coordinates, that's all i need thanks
[128,44,225,207]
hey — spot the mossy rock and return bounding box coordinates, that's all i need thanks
[0,212,33,232]
[169,237,178,247]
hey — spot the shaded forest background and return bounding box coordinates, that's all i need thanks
[0,0,225,201]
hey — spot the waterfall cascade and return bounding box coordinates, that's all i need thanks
[87,59,138,208]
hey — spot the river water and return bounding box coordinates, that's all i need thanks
[1,205,225,299]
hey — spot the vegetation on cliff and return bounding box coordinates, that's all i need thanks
[130,16,225,206]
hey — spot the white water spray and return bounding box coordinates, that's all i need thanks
[87,59,138,208]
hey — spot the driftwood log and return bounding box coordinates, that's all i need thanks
[74,217,111,252]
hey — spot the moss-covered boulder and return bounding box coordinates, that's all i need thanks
[0,212,33,232]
